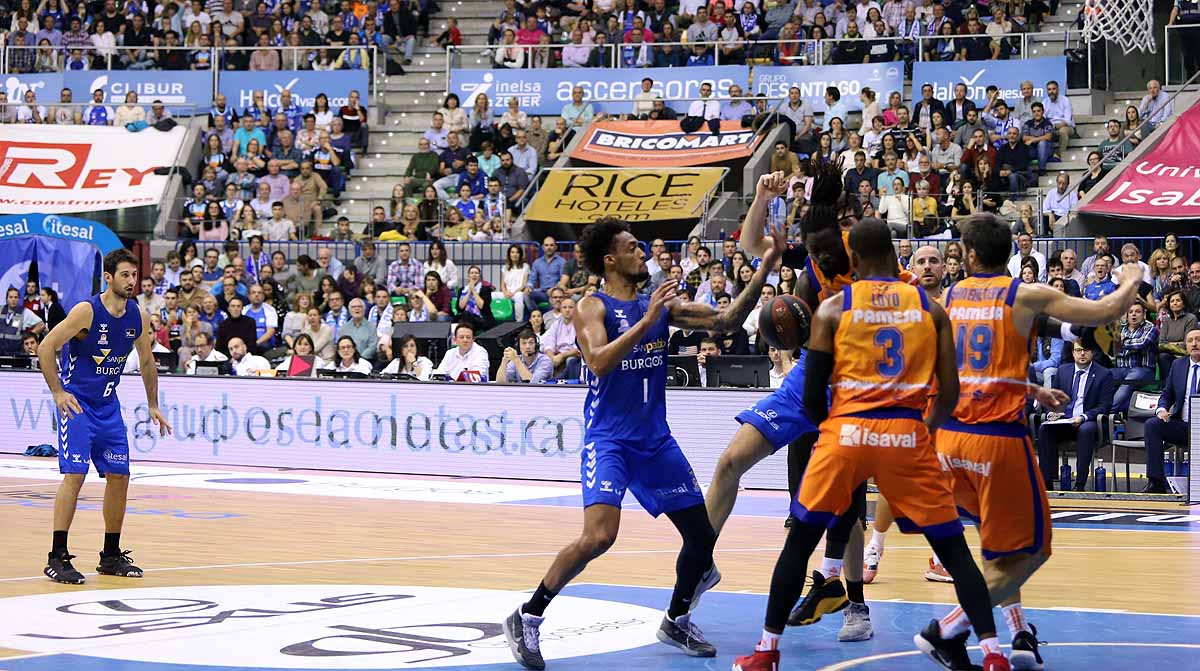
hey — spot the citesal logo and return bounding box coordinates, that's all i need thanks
[0,585,660,669]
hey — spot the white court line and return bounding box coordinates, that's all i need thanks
[2,543,1195,584]
[816,642,1200,670]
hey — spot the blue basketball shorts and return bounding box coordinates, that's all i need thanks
[735,362,818,453]
[581,436,705,517]
[58,403,130,476]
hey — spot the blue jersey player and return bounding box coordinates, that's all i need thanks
[502,217,787,670]
[37,249,173,584]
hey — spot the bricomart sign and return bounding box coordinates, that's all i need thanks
[570,120,761,167]
[524,168,726,224]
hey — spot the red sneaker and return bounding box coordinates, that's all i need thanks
[983,652,1012,671]
[923,557,954,583]
[732,649,779,671]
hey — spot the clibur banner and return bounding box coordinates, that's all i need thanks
[752,63,904,114]
[218,71,370,112]
[0,71,210,114]
[448,66,750,116]
[0,371,787,489]
[911,57,1067,106]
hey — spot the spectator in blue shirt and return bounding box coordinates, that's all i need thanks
[503,328,555,383]
[529,236,565,305]
[456,157,488,198]
[1084,256,1118,300]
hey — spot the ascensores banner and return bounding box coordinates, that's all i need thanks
[911,57,1067,106]
[524,168,726,224]
[448,66,750,116]
[570,120,760,167]
[1081,105,1200,220]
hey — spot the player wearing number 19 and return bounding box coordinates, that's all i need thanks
[502,217,788,670]
[36,248,173,585]
[922,213,1142,671]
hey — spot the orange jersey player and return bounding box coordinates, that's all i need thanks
[927,214,1142,671]
[732,218,1011,671]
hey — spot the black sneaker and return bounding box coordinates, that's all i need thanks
[44,552,85,584]
[1010,624,1045,670]
[97,550,143,578]
[787,570,848,626]
[502,607,545,670]
[913,618,978,671]
[655,611,716,657]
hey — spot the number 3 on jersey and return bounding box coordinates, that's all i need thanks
[956,324,993,371]
[874,327,905,377]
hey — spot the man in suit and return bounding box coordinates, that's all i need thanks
[1037,343,1115,491]
[1141,328,1200,493]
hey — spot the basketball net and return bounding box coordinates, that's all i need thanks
[1082,0,1157,54]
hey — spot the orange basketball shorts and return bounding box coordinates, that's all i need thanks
[794,409,963,540]
[937,419,1053,560]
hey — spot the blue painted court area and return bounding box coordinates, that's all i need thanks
[1,584,1195,671]
[511,493,1200,534]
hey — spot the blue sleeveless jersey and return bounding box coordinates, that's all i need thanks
[582,292,671,446]
[61,295,142,408]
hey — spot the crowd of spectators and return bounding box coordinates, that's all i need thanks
[484,0,1059,70]
[0,0,441,75]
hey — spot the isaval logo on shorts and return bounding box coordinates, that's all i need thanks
[838,424,917,448]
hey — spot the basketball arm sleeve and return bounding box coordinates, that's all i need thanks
[803,349,834,426]
[1032,314,1085,343]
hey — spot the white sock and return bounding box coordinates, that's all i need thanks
[756,629,781,652]
[938,607,971,638]
[1001,603,1031,637]
[820,557,843,579]
[979,636,1003,657]
[869,529,887,548]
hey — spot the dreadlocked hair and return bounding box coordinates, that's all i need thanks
[800,158,845,237]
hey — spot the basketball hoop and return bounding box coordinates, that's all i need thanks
[1082,0,1157,54]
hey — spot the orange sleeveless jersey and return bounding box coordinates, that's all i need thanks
[806,231,919,302]
[831,279,937,417]
[944,275,1032,424]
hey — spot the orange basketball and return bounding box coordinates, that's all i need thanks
[757,295,813,350]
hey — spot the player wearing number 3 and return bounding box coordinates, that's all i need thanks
[37,249,173,585]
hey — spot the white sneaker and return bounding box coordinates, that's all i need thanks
[837,602,873,642]
[863,543,883,584]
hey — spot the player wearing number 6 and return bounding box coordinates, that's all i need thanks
[923,214,1142,671]
[36,248,173,585]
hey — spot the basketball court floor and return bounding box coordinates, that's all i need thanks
[0,455,1196,671]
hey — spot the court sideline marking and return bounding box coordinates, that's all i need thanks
[816,642,1200,670]
[1,544,1195,584]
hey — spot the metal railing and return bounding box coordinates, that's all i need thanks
[454,28,1085,66]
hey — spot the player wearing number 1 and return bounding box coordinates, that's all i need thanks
[503,217,788,670]
[37,249,173,585]
[922,214,1142,671]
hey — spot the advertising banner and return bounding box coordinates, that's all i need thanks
[752,63,904,113]
[524,168,725,224]
[0,236,36,297]
[0,371,787,489]
[33,237,100,308]
[0,125,187,213]
[448,65,750,116]
[1080,105,1200,220]
[0,73,63,104]
[218,71,369,112]
[68,71,211,112]
[569,120,761,167]
[911,57,1067,106]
